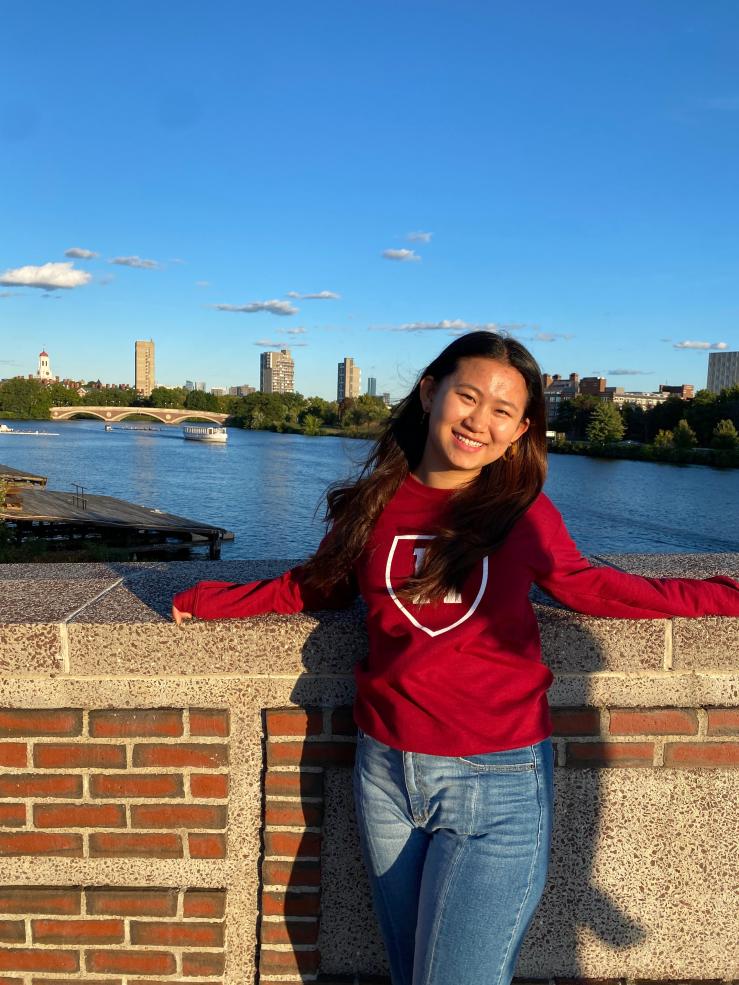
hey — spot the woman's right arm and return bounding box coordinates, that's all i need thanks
[172,561,358,623]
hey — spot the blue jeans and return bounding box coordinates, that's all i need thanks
[352,729,555,985]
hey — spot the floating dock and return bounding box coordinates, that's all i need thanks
[0,463,48,487]
[0,486,233,559]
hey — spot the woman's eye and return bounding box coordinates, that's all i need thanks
[459,392,475,402]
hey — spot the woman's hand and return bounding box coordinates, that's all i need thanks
[172,605,193,626]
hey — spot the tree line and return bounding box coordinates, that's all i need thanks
[0,378,390,434]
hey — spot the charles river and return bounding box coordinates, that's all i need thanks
[2,418,738,558]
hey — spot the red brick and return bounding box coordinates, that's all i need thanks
[132,744,227,769]
[181,952,225,977]
[182,890,226,919]
[31,918,124,944]
[89,832,183,858]
[33,744,125,769]
[706,708,739,735]
[265,831,322,857]
[0,951,79,973]
[551,708,600,736]
[263,890,320,917]
[189,709,229,736]
[190,774,228,799]
[0,805,24,827]
[33,980,120,985]
[266,709,323,738]
[609,709,698,735]
[663,742,739,768]
[128,982,215,985]
[90,773,184,799]
[330,707,357,736]
[0,746,26,768]
[261,918,318,944]
[0,977,22,985]
[265,799,323,827]
[89,710,183,738]
[0,774,82,799]
[131,804,226,829]
[258,948,319,975]
[86,888,177,917]
[262,858,321,887]
[264,771,323,798]
[87,951,176,975]
[0,922,24,943]
[267,740,355,768]
[130,920,223,947]
[188,833,226,858]
[0,888,81,915]
[565,742,654,767]
[0,711,82,738]
[34,804,126,828]
[0,833,82,856]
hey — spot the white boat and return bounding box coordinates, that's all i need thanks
[182,425,228,443]
[0,423,59,436]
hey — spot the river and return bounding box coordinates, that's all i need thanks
[1,418,737,558]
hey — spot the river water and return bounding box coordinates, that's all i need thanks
[1,418,737,558]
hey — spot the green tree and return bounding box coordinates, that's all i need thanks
[0,378,52,419]
[46,382,81,407]
[653,429,673,448]
[552,394,600,440]
[184,389,220,413]
[149,386,187,408]
[81,387,132,406]
[586,402,624,444]
[711,418,738,450]
[301,414,321,436]
[672,418,697,449]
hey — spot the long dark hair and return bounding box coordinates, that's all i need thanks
[299,331,547,602]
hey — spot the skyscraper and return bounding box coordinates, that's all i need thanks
[366,376,377,396]
[135,340,155,397]
[337,357,361,401]
[260,349,295,394]
[707,351,739,394]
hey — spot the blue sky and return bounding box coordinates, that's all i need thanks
[1,0,738,399]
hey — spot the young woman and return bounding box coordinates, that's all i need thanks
[172,332,739,985]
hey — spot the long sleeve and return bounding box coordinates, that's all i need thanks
[172,550,358,621]
[535,510,739,619]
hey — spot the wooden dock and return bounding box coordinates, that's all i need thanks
[0,487,233,559]
[0,463,47,486]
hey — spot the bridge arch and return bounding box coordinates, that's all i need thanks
[50,406,229,426]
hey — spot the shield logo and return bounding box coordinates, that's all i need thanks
[385,534,488,638]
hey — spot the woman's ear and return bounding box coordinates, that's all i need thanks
[419,376,436,413]
[512,417,530,443]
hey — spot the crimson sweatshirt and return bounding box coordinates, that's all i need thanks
[173,473,739,755]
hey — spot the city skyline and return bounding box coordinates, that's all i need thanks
[2,3,739,399]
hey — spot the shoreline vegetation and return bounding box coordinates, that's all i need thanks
[0,377,738,466]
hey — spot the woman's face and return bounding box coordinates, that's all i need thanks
[417,356,530,488]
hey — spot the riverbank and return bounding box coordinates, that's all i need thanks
[549,438,739,468]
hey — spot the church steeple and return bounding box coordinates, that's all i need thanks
[36,349,52,380]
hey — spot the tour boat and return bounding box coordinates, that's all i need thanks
[182,425,228,443]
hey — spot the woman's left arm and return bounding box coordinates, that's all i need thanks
[535,513,739,619]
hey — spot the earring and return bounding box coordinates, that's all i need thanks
[503,442,518,461]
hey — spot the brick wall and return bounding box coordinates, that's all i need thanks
[260,704,739,984]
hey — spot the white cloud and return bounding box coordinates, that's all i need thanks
[406,231,432,243]
[279,326,307,335]
[608,368,653,375]
[195,280,210,288]
[382,249,420,262]
[389,320,538,336]
[0,261,92,290]
[286,290,340,300]
[254,338,308,347]
[0,290,18,298]
[110,256,160,269]
[673,340,728,350]
[215,300,298,316]
[64,247,98,260]
[530,331,575,343]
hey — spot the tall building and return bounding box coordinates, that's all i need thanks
[337,356,361,401]
[659,384,695,399]
[707,351,739,394]
[229,385,255,397]
[260,348,295,394]
[135,340,155,397]
[366,376,377,397]
[35,349,53,381]
[580,376,606,396]
[184,380,206,392]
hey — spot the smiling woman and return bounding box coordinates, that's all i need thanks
[172,331,739,985]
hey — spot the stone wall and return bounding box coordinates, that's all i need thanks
[0,555,737,985]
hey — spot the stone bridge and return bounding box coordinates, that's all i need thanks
[50,406,228,425]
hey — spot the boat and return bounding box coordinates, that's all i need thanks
[182,425,228,443]
[0,423,59,436]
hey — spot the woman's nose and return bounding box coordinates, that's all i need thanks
[462,407,488,431]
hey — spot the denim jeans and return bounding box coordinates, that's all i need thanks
[352,729,555,985]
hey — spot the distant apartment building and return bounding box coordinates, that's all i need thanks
[210,387,228,397]
[579,376,606,396]
[184,380,207,392]
[260,349,295,394]
[337,357,361,401]
[381,392,392,407]
[659,384,694,399]
[603,388,667,410]
[366,376,377,397]
[135,340,155,397]
[707,351,739,394]
[229,385,256,397]
[542,373,579,422]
